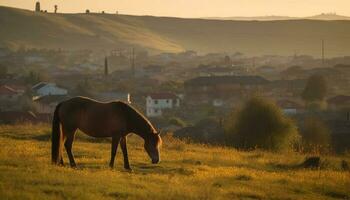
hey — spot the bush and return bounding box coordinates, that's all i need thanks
[301,117,331,154]
[302,74,327,102]
[225,97,299,151]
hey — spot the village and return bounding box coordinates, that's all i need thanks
[0,46,350,152]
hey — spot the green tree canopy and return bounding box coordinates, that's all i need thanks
[225,97,299,151]
[302,74,327,102]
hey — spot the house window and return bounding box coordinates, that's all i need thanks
[166,100,169,103]
[154,100,158,104]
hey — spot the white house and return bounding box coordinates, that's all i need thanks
[146,93,180,117]
[32,82,68,97]
[33,95,69,114]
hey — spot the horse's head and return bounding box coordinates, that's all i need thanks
[144,131,162,164]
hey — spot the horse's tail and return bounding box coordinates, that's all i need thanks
[51,103,62,165]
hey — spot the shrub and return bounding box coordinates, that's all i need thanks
[302,74,327,102]
[301,117,331,154]
[225,97,299,151]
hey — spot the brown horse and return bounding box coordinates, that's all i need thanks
[51,96,162,170]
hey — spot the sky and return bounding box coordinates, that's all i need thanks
[0,0,349,18]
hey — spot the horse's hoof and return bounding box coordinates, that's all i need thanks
[124,168,133,173]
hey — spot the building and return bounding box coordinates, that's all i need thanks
[146,93,180,117]
[32,82,68,97]
[327,95,350,110]
[0,85,21,102]
[33,95,69,114]
[276,99,304,115]
[184,75,269,106]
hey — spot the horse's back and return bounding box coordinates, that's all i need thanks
[58,97,129,137]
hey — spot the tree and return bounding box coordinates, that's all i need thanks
[25,71,47,84]
[35,1,40,12]
[302,74,327,102]
[301,117,331,154]
[225,97,299,151]
[75,78,93,97]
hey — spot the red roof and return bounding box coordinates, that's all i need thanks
[6,84,27,91]
[0,85,18,95]
[277,99,303,109]
[327,95,350,105]
[148,93,177,100]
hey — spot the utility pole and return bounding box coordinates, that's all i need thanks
[104,56,108,77]
[322,39,325,65]
[131,48,135,77]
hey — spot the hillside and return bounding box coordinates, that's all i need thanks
[1,124,349,199]
[1,6,350,56]
[205,13,350,21]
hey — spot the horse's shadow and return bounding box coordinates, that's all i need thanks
[68,161,196,176]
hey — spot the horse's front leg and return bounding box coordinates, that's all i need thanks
[120,136,132,171]
[109,135,121,168]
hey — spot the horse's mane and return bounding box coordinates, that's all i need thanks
[116,101,157,134]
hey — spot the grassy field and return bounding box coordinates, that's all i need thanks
[0,124,349,200]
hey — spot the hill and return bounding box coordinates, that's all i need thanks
[1,6,350,56]
[0,124,349,199]
[205,13,350,21]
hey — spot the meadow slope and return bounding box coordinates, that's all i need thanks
[1,6,350,56]
[0,124,349,200]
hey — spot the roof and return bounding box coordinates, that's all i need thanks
[147,93,177,100]
[32,82,49,90]
[327,95,350,105]
[185,76,269,87]
[277,99,303,109]
[0,85,18,95]
[6,84,27,91]
[33,95,69,104]
[270,79,307,88]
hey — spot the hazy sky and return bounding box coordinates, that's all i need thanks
[0,0,349,18]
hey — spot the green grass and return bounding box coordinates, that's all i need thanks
[0,124,349,200]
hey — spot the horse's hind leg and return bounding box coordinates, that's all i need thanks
[63,129,77,168]
[120,136,131,170]
[109,135,121,168]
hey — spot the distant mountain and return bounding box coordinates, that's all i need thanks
[306,13,350,20]
[1,6,350,57]
[205,13,350,21]
[205,16,296,21]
